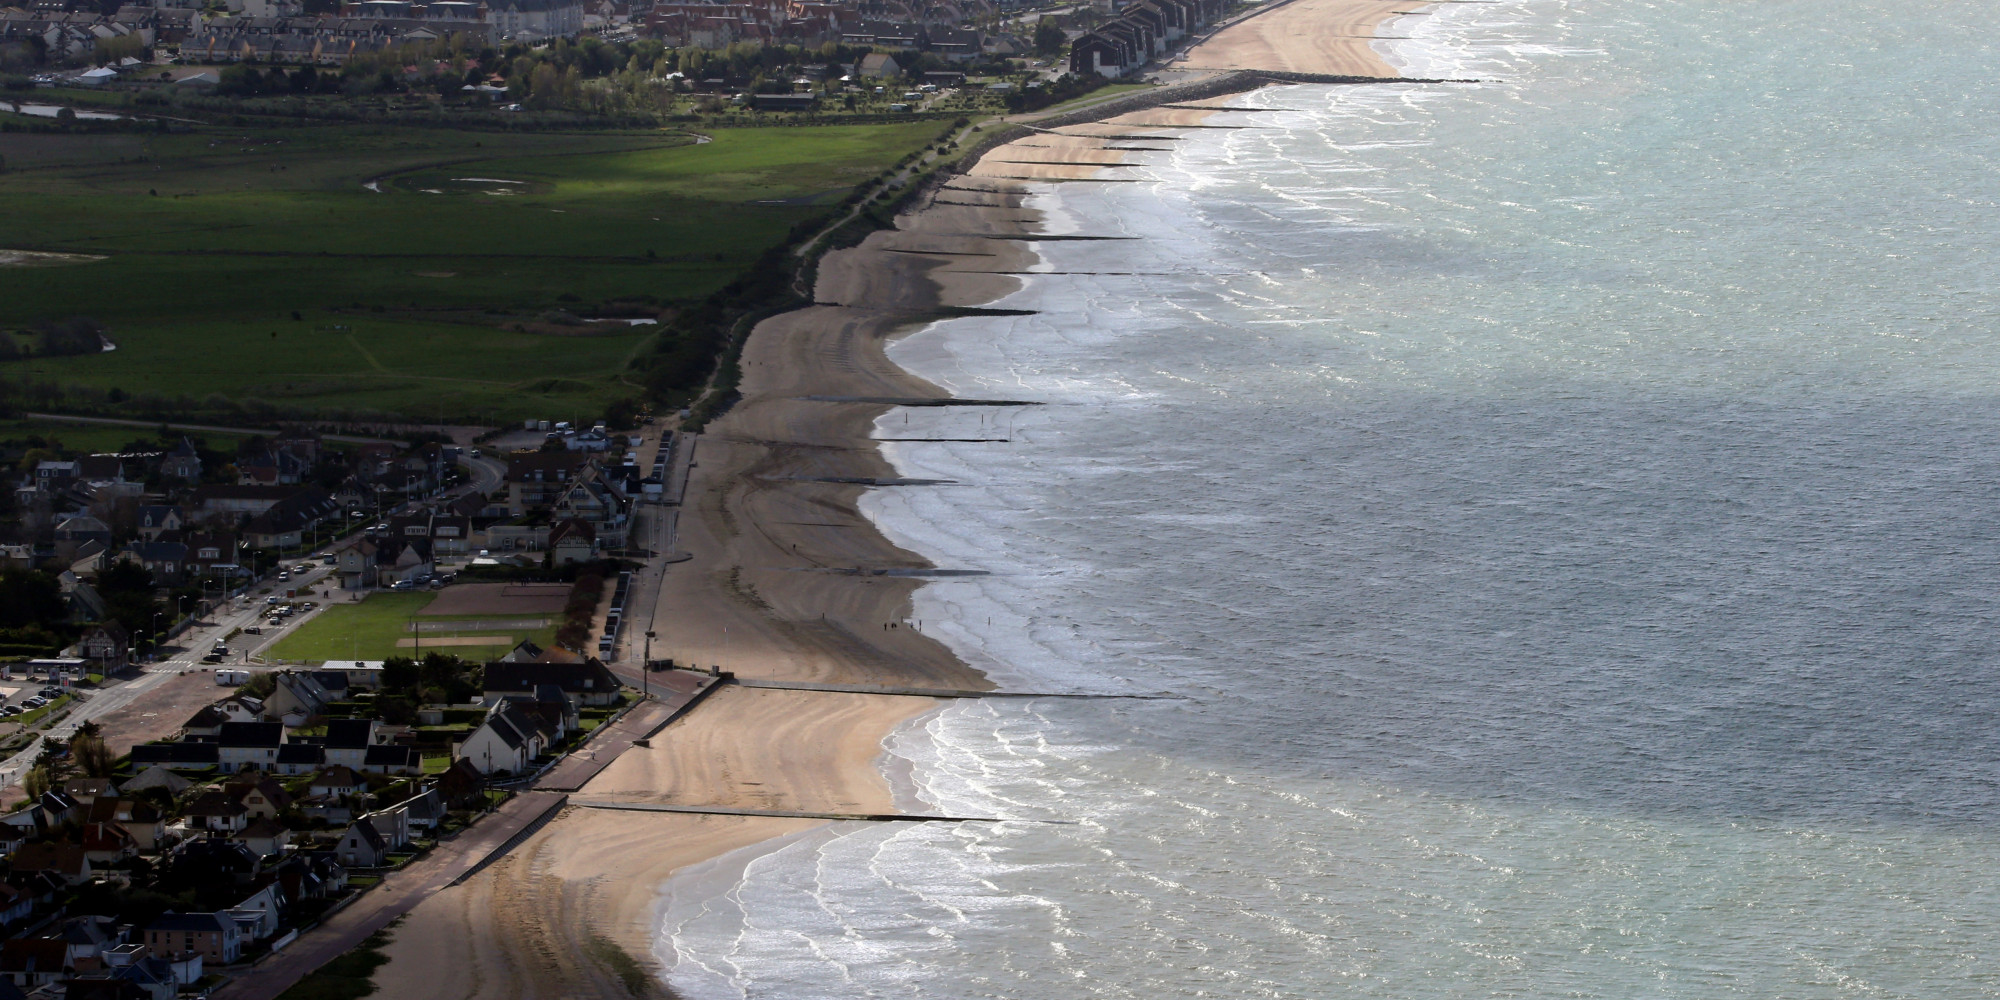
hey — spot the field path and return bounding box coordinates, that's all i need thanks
[345,333,388,373]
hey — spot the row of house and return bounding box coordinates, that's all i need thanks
[3,0,587,57]
[311,444,636,589]
[641,5,1000,55]
[0,8,148,63]
[1067,0,1225,78]
[6,429,455,584]
[0,762,456,992]
[457,654,620,774]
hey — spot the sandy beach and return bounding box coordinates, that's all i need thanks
[369,5,1417,994]
[1178,0,1415,77]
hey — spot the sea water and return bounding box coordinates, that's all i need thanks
[656,0,2000,995]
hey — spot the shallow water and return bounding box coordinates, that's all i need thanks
[658,0,2000,995]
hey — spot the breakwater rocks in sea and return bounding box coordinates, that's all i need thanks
[1028,72,1267,131]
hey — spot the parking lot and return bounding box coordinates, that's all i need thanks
[0,673,70,720]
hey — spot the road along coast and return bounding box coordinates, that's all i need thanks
[365,4,1432,996]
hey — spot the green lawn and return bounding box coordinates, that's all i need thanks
[1038,82,1156,114]
[0,120,951,422]
[262,591,554,663]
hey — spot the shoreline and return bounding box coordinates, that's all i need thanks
[367,3,1431,993]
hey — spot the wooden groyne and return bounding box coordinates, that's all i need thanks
[726,677,1183,700]
[567,798,1071,824]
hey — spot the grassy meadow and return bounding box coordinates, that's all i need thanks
[0,119,949,422]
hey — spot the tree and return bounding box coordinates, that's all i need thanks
[94,561,162,643]
[1034,20,1066,56]
[21,765,50,800]
[382,656,419,694]
[0,570,64,629]
[602,396,641,431]
[70,730,113,778]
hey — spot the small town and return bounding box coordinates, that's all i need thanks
[0,415,706,998]
[2,0,1224,116]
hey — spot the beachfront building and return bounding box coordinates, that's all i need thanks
[1069,0,1224,77]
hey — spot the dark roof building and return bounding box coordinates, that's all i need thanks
[483,658,622,706]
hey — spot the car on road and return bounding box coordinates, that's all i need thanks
[212,646,231,656]
[267,596,280,605]
[201,653,222,664]
[278,572,290,581]
[244,626,262,635]
[267,617,283,627]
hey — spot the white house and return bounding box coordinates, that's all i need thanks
[226,884,286,941]
[453,704,552,775]
[214,722,284,773]
[334,819,386,867]
[486,0,582,38]
[322,719,379,770]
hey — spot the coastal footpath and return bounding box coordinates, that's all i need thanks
[359,2,1433,996]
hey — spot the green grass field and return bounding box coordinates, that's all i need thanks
[263,591,555,663]
[0,120,949,422]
